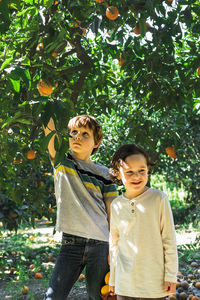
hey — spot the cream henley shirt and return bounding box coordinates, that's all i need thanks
[109,188,178,298]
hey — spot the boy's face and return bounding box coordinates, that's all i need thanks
[118,154,149,197]
[69,125,99,158]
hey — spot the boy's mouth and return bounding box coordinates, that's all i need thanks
[131,181,142,185]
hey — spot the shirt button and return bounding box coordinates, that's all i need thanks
[132,209,134,213]
[131,202,134,206]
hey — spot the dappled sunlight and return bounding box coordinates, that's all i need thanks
[115,201,122,215]
[136,203,145,213]
[176,231,198,246]
[127,240,138,254]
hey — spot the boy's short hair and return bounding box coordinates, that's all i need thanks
[68,115,103,155]
[110,143,155,185]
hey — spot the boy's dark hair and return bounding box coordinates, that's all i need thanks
[68,115,103,155]
[110,143,155,185]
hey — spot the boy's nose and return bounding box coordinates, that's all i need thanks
[132,172,140,177]
[75,133,81,140]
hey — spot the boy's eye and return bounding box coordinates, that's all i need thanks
[139,169,146,174]
[83,132,89,137]
[71,130,78,136]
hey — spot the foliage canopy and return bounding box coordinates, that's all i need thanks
[0,0,200,230]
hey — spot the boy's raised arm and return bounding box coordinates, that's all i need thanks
[42,117,57,163]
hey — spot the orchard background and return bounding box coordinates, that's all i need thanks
[0,0,200,231]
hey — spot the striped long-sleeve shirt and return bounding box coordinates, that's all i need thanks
[54,153,118,241]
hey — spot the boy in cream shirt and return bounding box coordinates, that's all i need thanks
[109,144,178,300]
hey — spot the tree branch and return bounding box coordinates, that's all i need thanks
[70,65,91,104]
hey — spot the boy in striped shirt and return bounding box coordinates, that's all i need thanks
[43,115,117,300]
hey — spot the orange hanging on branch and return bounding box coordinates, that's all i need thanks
[106,6,119,21]
[34,272,42,279]
[165,147,177,159]
[196,67,200,76]
[26,150,36,159]
[118,53,126,66]
[37,79,53,96]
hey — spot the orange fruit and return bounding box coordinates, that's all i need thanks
[21,286,29,294]
[82,28,86,36]
[52,52,58,58]
[133,23,149,35]
[165,146,177,159]
[95,0,105,2]
[78,273,85,281]
[74,20,81,28]
[181,281,189,289]
[195,282,200,289]
[196,67,200,75]
[43,220,50,224]
[29,264,35,269]
[168,295,176,300]
[10,213,18,218]
[133,25,140,35]
[177,271,183,278]
[118,53,126,66]
[34,272,42,279]
[101,284,109,296]
[104,271,110,284]
[37,79,53,96]
[106,6,119,21]
[54,0,59,4]
[180,293,188,300]
[36,43,44,51]
[49,208,54,213]
[176,282,181,288]
[26,150,36,159]
[9,267,16,274]
[13,158,23,164]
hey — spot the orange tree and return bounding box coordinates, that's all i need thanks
[0,0,200,230]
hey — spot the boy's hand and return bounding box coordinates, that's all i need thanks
[164,281,176,293]
[109,285,115,295]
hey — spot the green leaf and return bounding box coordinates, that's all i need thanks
[40,130,56,152]
[16,118,32,125]
[139,19,147,37]
[54,138,69,167]
[0,1,10,33]
[0,57,14,71]
[9,78,20,92]
[43,0,54,9]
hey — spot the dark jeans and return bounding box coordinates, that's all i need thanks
[44,233,109,300]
